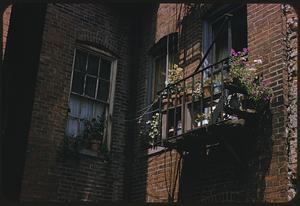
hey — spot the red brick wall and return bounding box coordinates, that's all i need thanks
[247,4,288,202]
[7,2,295,203]
[2,5,11,57]
[143,4,202,203]
[132,3,294,203]
[19,3,135,201]
[146,150,181,202]
[129,3,187,202]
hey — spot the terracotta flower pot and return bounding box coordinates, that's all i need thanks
[203,85,211,98]
[162,98,169,104]
[89,139,101,151]
[170,93,182,105]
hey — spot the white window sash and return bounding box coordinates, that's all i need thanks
[66,47,117,151]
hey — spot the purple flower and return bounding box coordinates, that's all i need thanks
[243,48,249,54]
[231,49,237,56]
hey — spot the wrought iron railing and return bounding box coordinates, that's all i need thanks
[155,57,235,146]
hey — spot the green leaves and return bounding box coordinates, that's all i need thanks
[229,48,273,109]
[168,64,183,85]
[58,116,107,160]
[146,112,160,146]
[82,115,105,141]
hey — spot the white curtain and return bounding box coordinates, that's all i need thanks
[80,98,93,119]
[65,95,106,137]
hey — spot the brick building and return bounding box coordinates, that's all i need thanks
[1,2,298,203]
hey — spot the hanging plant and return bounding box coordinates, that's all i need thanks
[228,48,273,111]
[146,112,160,147]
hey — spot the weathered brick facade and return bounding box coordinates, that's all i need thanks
[2,2,298,203]
[10,3,136,201]
[131,3,298,203]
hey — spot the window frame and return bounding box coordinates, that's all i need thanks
[149,33,179,101]
[152,53,168,100]
[151,50,179,101]
[67,44,117,152]
[202,4,247,65]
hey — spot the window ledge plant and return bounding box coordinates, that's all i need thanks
[58,116,108,161]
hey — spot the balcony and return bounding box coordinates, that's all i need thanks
[153,57,264,151]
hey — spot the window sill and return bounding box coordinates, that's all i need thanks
[78,148,98,157]
[147,146,166,156]
[78,148,110,162]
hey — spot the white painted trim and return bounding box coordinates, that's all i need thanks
[107,59,117,151]
[147,146,166,155]
[67,45,117,152]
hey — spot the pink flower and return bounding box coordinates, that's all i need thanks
[231,49,237,56]
[243,48,249,54]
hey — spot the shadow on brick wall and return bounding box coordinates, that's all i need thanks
[178,108,273,203]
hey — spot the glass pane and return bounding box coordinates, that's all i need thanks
[85,76,97,98]
[71,71,84,94]
[79,120,85,135]
[100,59,111,80]
[154,56,166,95]
[213,20,229,62]
[94,103,106,118]
[65,117,79,137]
[80,98,93,119]
[231,7,247,51]
[74,50,87,72]
[87,54,99,76]
[168,53,179,71]
[69,95,81,117]
[97,80,110,101]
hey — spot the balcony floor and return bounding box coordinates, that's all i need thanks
[162,118,257,152]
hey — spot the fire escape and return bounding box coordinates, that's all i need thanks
[153,14,265,158]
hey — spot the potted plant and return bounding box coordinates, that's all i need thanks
[82,116,105,152]
[194,112,209,127]
[228,48,273,112]
[180,80,202,103]
[161,64,184,106]
[170,85,182,106]
[242,78,273,112]
[203,79,211,98]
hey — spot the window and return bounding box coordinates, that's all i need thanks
[203,5,247,64]
[150,33,179,99]
[153,53,178,97]
[66,47,116,150]
[201,5,247,118]
[202,5,248,88]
